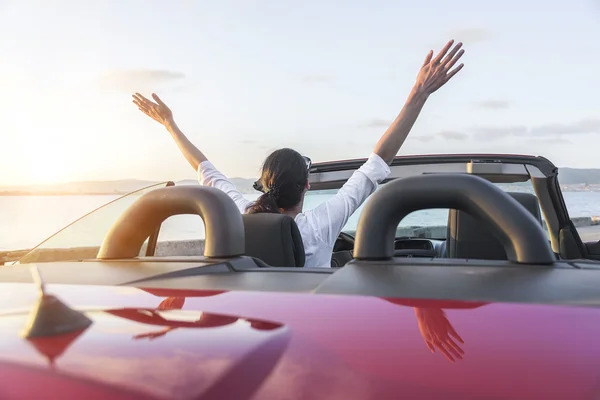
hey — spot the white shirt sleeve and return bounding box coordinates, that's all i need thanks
[303,153,391,246]
[197,161,254,213]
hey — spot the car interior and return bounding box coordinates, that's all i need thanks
[2,154,600,307]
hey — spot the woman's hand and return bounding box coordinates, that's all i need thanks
[415,307,465,363]
[132,92,174,126]
[413,40,465,96]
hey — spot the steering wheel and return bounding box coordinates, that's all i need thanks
[334,232,355,252]
[353,174,555,265]
[331,232,355,267]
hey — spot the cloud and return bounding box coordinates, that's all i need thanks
[448,28,492,44]
[359,118,391,128]
[413,131,469,142]
[529,119,600,136]
[97,69,186,92]
[472,118,600,139]
[472,125,528,138]
[364,116,600,143]
[527,137,573,145]
[438,131,469,140]
[473,100,511,110]
[301,75,332,83]
[415,135,435,142]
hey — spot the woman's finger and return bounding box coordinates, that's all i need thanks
[446,338,465,355]
[133,92,155,107]
[447,324,464,344]
[432,40,454,64]
[443,49,465,72]
[444,63,464,82]
[424,339,435,353]
[133,99,151,113]
[152,93,167,108]
[440,42,463,67]
[442,341,463,361]
[422,50,433,67]
[435,341,455,362]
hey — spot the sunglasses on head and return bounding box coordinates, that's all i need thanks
[253,156,312,193]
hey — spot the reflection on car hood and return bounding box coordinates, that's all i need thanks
[0,283,599,399]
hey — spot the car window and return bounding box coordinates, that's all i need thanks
[304,180,548,239]
[14,182,170,265]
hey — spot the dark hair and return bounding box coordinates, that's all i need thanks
[246,148,309,214]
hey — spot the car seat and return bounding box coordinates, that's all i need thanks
[444,192,544,260]
[242,214,305,267]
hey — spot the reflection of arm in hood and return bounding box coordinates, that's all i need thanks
[380,298,484,363]
[414,308,464,363]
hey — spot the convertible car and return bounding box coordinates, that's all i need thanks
[1,154,600,399]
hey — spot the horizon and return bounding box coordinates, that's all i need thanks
[1,163,599,189]
[2,1,600,185]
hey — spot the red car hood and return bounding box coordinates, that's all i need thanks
[0,283,599,399]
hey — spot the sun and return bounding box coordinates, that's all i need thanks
[31,160,70,185]
[25,144,74,185]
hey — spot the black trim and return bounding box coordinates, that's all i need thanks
[311,153,558,177]
[548,172,586,258]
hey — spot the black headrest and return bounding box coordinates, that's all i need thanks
[241,214,305,267]
[446,192,543,260]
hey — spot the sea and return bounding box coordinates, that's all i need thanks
[2,190,600,251]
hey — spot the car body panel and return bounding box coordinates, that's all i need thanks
[1,283,599,399]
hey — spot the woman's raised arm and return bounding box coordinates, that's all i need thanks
[373,40,465,164]
[132,93,252,213]
[132,93,208,171]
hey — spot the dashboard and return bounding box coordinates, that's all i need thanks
[332,233,445,267]
[393,238,443,258]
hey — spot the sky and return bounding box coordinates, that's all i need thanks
[1,0,600,185]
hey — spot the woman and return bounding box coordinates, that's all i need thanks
[133,40,465,268]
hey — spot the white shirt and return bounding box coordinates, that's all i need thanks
[197,153,391,268]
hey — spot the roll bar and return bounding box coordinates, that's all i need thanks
[97,186,245,259]
[353,174,555,265]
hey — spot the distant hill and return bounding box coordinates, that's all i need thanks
[0,178,258,195]
[558,168,600,185]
